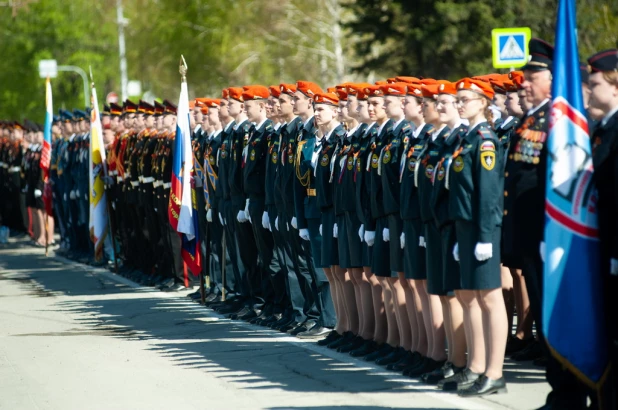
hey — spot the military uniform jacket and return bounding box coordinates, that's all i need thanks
[447,122,504,242]
[337,124,367,215]
[292,117,320,229]
[274,118,301,214]
[204,130,223,211]
[332,131,352,216]
[243,119,273,199]
[430,124,468,228]
[215,121,236,203]
[368,119,394,222]
[503,100,550,253]
[400,124,434,220]
[380,119,414,216]
[229,119,252,208]
[496,116,521,159]
[314,124,346,212]
[77,134,90,201]
[140,130,159,206]
[354,123,378,229]
[264,125,281,207]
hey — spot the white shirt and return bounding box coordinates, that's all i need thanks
[223,120,234,132]
[500,116,515,129]
[347,124,360,139]
[377,120,389,136]
[412,122,427,138]
[391,117,405,131]
[233,118,248,131]
[254,118,268,132]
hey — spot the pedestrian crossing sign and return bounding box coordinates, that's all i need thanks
[491,27,532,69]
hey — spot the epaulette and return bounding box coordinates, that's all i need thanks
[478,127,496,141]
[265,122,274,132]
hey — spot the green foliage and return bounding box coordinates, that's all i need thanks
[343,0,618,79]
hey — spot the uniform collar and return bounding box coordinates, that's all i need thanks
[303,115,314,129]
[527,98,550,117]
[601,106,618,128]
[412,122,427,138]
[223,120,235,132]
[254,118,268,132]
[233,118,248,130]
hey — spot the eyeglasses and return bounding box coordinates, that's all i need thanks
[436,100,457,107]
[455,98,482,105]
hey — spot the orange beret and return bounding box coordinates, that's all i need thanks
[189,100,196,109]
[327,87,337,93]
[296,80,323,98]
[335,88,348,101]
[279,83,297,95]
[380,82,408,96]
[437,81,457,95]
[501,77,517,93]
[489,77,509,95]
[206,99,221,108]
[313,92,339,106]
[227,87,244,102]
[406,84,424,97]
[420,78,438,86]
[508,71,525,90]
[473,73,502,82]
[356,88,369,100]
[221,88,230,99]
[268,85,281,98]
[375,80,388,86]
[346,83,371,96]
[199,105,208,115]
[242,85,270,101]
[456,78,495,100]
[421,84,440,98]
[396,76,421,84]
[364,85,384,97]
[386,77,399,84]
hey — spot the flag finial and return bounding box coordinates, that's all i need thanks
[179,55,188,83]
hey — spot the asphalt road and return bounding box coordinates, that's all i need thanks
[0,236,550,410]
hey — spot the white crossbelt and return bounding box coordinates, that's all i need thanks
[9,166,21,173]
[142,177,154,183]
[163,182,171,189]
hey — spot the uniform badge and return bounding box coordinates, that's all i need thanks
[453,157,464,172]
[271,151,278,164]
[371,153,379,169]
[382,150,391,164]
[480,141,496,151]
[250,149,256,161]
[347,157,354,170]
[288,152,294,164]
[408,158,416,171]
[437,166,445,180]
[481,151,496,170]
[209,155,215,165]
[356,160,362,172]
[233,151,237,161]
[425,164,434,179]
[221,150,227,159]
[320,153,330,167]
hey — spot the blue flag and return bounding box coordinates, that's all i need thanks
[543,0,609,389]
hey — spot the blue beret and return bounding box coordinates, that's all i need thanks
[59,109,74,122]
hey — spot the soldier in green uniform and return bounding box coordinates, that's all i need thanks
[444,78,507,396]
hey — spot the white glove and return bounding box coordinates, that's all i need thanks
[34,189,42,198]
[400,232,405,249]
[76,189,80,197]
[364,231,375,247]
[383,227,390,242]
[474,242,493,261]
[193,175,203,187]
[319,224,322,236]
[419,236,426,247]
[237,210,248,223]
[299,228,310,241]
[244,199,251,223]
[69,190,76,200]
[333,223,338,238]
[453,243,460,262]
[219,212,225,225]
[262,212,270,230]
[540,241,545,263]
[63,193,67,201]
[291,217,297,229]
[358,224,365,242]
[275,216,279,231]
[206,209,213,223]
[611,258,618,276]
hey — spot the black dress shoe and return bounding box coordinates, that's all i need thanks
[271,315,295,330]
[327,331,355,349]
[404,358,445,377]
[297,325,331,339]
[216,301,244,314]
[349,340,377,357]
[289,320,316,336]
[387,351,421,371]
[511,340,543,361]
[261,313,283,326]
[238,309,258,321]
[439,368,483,391]
[278,321,300,333]
[317,330,341,346]
[230,306,251,320]
[364,343,393,362]
[375,346,406,366]
[337,336,365,353]
[505,335,534,355]
[458,375,507,397]
[422,361,465,384]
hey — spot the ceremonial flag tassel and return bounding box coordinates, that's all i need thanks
[543,0,610,392]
